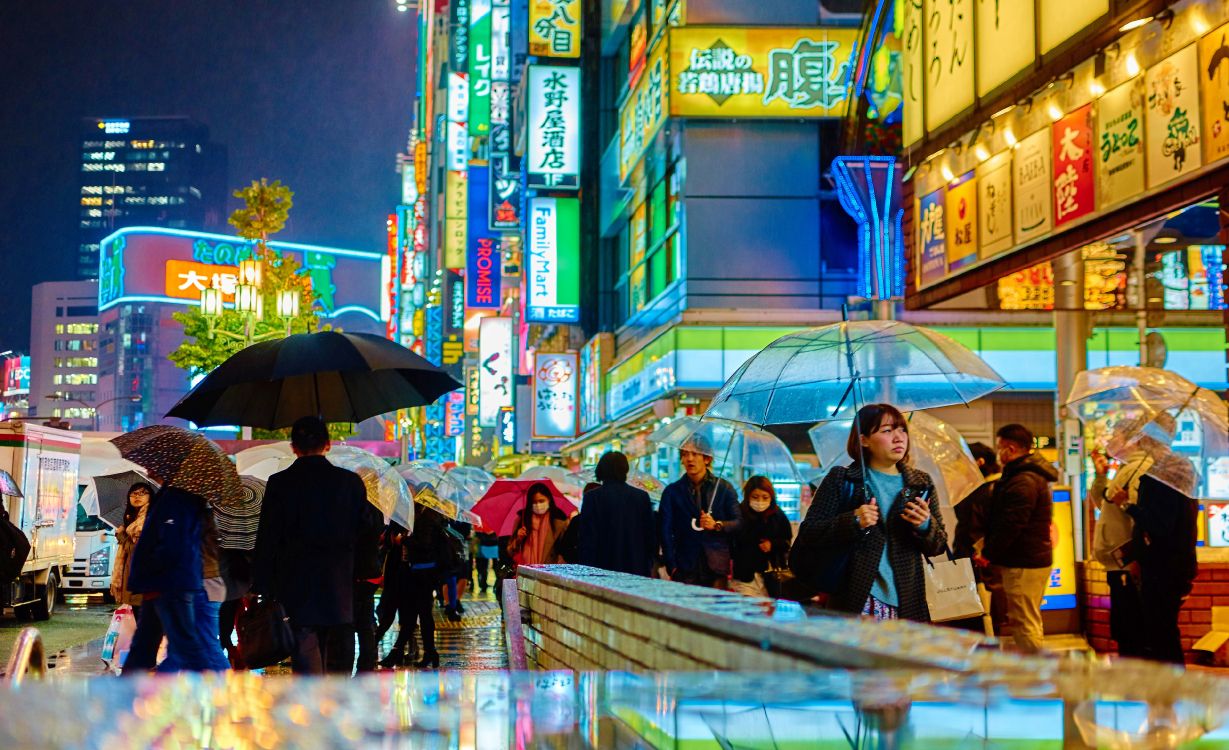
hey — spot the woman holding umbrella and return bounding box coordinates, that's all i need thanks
[109,482,155,615]
[792,403,947,621]
[506,482,571,566]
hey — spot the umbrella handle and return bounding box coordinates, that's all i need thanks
[691,518,703,531]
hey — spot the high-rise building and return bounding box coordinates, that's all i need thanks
[76,117,228,280]
[29,281,100,430]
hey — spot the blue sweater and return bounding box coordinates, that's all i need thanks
[865,468,931,607]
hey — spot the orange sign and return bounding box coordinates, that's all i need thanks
[164,259,239,302]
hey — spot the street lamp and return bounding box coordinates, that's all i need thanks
[45,394,141,431]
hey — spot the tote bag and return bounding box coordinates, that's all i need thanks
[101,605,137,673]
[923,551,985,623]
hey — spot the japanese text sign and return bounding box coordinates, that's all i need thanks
[526,197,581,324]
[917,187,947,287]
[921,0,974,133]
[619,37,669,183]
[943,172,977,272]
[1012,127,1053,246]
[164,259,239,303]
[1051,104,1095,228]
[478,316,514,426]
[1146,45,1203,188]
[445,171,469,269]
[1096,79,1146,210]
[1200,25,1229,163]
[976,160,1012,259]
[667,27,857,118]
[468,0,492,137]
[533,352,578,439]
[529,0,581,59]
[527,65,581,189]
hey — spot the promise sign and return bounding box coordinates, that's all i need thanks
[466,236,501,309]
[526,197,580,323]
[527,65,581,189]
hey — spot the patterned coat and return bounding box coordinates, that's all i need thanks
[794,462,947,621]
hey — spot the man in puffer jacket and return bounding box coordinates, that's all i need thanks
[985,423,1057,654]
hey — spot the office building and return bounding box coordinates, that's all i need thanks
[29,280,100,429]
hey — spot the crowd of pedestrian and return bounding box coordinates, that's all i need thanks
[108,403,1202,675]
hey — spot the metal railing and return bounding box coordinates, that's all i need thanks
[5,627,47,686]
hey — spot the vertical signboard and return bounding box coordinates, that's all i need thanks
[1012,128,1053,245]
[450,0,471,72]
[619,39,669,182]
[1145,45,1203,189]
[527,65,581,189]
[447,73,470,171]
[532,352,579,439]
[444,391,466,437]
[526,197,581,323]
[922,0,974,133]
[1038,0,1107,55]
[943,172,977,272]
[488,0,521,230]
[1200,25,1229,164]
[478,316,513,426]
[578,335,606,434]
[975,0,1035,97]
[498,406,517,447]
[1096,78,1146,210]
[466,365,481,415]
[917,187,947,286]
[468,0,492,137]
[444,170,468,269]
[901,0,924,147]
[466,237,502,308]
[1051,104,1095,228]
[976,159,1013,259]
[529,0,581,58]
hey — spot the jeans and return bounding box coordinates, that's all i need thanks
[999,566,1050,653]
[122,591,228,673]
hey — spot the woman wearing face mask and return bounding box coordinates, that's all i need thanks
[730,476,793,598]
[507,482,571,566]
[110,482,155,617]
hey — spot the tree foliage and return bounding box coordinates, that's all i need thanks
[229,178,293,246]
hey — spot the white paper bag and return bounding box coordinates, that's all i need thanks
[923,554,985,623]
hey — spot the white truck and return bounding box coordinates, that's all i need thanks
[0,422,81,620]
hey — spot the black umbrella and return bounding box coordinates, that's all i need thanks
[83,470,157,528]
[166,331,462,429]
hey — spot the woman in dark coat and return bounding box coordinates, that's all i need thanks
[791,403,947,622]
[729,476,793,598]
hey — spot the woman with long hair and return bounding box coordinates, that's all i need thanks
[791,403,947,621]
[730,476,793,598]
[110,482,155,616]
[507,482,570,566]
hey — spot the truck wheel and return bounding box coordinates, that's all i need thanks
[29,574,57,621]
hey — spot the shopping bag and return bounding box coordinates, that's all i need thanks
[923,552,985,623]
[235,598,295,669]
[101,605,136,673]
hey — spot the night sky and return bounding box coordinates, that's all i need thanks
[0,1,418,351]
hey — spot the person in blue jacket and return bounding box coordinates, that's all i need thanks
[659,435,740,588]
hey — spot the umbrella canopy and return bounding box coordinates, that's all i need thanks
[0,469,21,498]
[569,467,665,500]
[648,416,802,486]
[1066,366,1229,494]
[705,320,1005,425]
[165,331,463,429]
[213,475,264,551]
[79,470,157,528]
[236,441,414,530]
[472,479,578,537]
[80,435,148,480]
[809,412,982,531]
[519,465,586,501]
[396,465,490,522]
[111,426,244,509]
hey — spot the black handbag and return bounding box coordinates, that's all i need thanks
[236,598,295,669]
[789,477,860,594]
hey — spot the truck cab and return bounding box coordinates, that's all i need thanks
[61,500,116,598]
[0,422,82,620]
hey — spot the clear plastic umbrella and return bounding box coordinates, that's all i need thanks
[570,467,666,500]
[705,320,1005,425]
[519,465,586,501]
[648,416,802,486]
[396,464,487,522]
[1066,366,1229,494]
[809,412,982,531]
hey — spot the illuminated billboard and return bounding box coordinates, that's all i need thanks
[526,65,581,189]
[96,227,386,324]
[532,352,578,439]
[3,356,30,398]
[477,316,513,426]
[526,197,580,323]
[529,0,581,58]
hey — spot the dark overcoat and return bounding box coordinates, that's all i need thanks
[576,480,658,577]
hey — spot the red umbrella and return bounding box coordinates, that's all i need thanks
[471,479,578,537]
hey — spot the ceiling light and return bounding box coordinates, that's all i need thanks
[940,164,955,183]
[974,144,990,162]
[1125,53,1141,77]
[1047,102,1064,122]
[1090,79,1106,97]
[992,104,1015,119]
[1154,237,1178,244]
[1119,16,1152,32]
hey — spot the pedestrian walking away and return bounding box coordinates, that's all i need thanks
[730,476,792,598]
[575,452,658,577]
[659,436,741,588]
[253,416,384,675]
[791,403,947,621]
[985,423,1056,654]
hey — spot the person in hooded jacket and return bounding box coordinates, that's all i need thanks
[575,452,657,577]
[729,476,793,598]
[659,436,741,588]
[110,482,154,617]
[984,423,1057,654]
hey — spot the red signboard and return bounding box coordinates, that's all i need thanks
[1052,104,1095,227]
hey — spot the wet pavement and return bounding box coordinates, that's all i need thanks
[33,588,506,678]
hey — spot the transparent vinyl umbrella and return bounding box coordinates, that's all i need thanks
[570,467,666,500]
[396,464,489,522]
[519,465,587,501]
[705,320,1005,425]
[648,416,802,486]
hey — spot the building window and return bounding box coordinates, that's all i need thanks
[617,166,682,321]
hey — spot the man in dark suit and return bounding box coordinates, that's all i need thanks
[254,416,383,675]
[576,451,657,577]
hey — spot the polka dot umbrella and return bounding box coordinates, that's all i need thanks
[111,426,245,510]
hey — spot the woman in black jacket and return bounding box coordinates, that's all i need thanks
[790,403,947,622]
[730,476,793,598]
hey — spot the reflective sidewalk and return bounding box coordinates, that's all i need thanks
[41,587,507,678]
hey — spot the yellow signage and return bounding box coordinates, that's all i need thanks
[529,0,581,58]
[922,0,974,133]
[975,0,1035,97]
[444,170,467,269]
[164,259,237,302]
[619,38,669,182]
[1038,0,1107,55]
[1200,24,1229,164]
[666,27,857,118]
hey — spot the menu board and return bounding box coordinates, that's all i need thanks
[1145,45,1203,188]
[977,159,1013,259]
[1012,128,1053,245]
[1095,78,1146,210]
